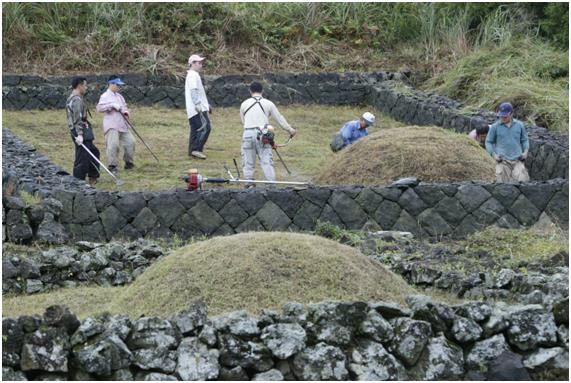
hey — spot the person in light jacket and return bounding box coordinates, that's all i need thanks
[96,75,135,173]
[485,102,530,182]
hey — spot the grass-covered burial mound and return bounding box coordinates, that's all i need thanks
[3,232,414,319]
[314,126,496,186]
[112,232,415,317]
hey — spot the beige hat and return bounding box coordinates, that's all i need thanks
[188,54,205,65]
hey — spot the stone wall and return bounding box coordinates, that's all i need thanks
[3,127,568,244]
[3,174,568,244]
[2,298,568,380]
[2,71,398,110]
[3,71,567,181]
[2,239,165,295]
[361,233,569,305]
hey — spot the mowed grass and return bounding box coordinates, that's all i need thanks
[3,232,416,319]
[3,105,404,191]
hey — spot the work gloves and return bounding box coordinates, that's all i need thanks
[112,103,129,117]
[75,135,84,145]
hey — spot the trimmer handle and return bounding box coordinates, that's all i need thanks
[204,177,229,184]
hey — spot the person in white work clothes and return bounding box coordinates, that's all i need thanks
[239,81,296,188]
[185,54,212,159]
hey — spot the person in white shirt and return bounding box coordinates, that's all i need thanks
[239,81,296,187]
[185,54,211,159]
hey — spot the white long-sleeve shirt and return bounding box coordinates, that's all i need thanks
[185,69,209,119]
[239,96,294,134]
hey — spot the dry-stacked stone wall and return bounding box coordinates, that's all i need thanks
[2,125,568,242]
[2,298,568,380]
[2,72,394,110]
[2,72,569,381]
[2,239,165,295]
[2,72,568,243]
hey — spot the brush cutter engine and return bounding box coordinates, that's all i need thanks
[183,170,203,190]
[183,169,229,191]
[258,125,276,148]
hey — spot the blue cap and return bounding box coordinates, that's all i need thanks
[108,77,125,85]
[498,102,513,117]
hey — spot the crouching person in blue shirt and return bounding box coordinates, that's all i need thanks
[330,112,375,152]
[485,102,530,182]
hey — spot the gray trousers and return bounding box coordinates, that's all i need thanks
[105,129,135,167]
[496,159,529,182]
[241,129,275,181]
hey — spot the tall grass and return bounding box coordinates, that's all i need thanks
[425,38,569,132]
[3,3,566,75]
[2,3,567,130]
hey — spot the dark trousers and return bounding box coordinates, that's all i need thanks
[71,136,100,180]
[188,112,211,155]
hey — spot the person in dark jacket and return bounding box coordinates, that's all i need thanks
[66,77,100,185]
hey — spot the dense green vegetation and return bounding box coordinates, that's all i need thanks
[425,38,569,132]
[2,3,568,131]
[3,3,567,73]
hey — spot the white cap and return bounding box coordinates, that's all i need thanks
[188,54,205,65]
[362,112,375,126]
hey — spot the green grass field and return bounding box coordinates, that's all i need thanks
[3,105,404,192]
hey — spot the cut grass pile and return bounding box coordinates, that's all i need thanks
[314,125,496,186]
[3,105,403,192]
[3,232,416,319]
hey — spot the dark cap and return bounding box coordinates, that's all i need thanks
[498,102,513,117]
